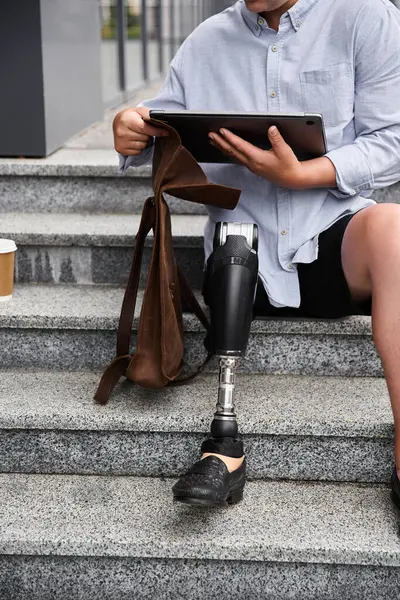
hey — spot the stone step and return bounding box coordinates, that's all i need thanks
[0,370,393,482]
[0,152,399,216]
[0,153,205,215]
[0,473,399,599]
[0,211,205,286]
[0,285,380,376]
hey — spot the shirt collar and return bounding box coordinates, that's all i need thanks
[240,0,319,37]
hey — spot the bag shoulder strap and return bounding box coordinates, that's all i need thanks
[94,197,155,404]
[176,264,209,331]
[168,352,213,387]
[116,197,156,357]
[168,265,212,387]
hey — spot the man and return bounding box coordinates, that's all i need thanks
[113,0,400,506]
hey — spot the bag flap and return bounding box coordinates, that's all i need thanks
[127,198,184,388]
[147,117,241,210]
[158,199,185,379]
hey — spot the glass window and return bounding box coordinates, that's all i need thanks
[171,0,182,57]
[100,0,121,104]
[161,0,172,72]
[100,0,224,106]
[125,0,144,90]
[193,0,201,29]
[146,0,162,80]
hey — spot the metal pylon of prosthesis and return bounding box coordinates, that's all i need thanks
[211,356,239,439]
[205,221,259,441]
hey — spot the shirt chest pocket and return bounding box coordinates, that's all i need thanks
[299,62,354,128]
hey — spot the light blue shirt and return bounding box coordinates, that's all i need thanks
[121,0,400,308]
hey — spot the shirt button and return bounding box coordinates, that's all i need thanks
[257,17,264,26]
[271,45,278,52]
[288,263,296,270]
[270,91,277,98]
[296,20,302,28]
[281,229,287,235]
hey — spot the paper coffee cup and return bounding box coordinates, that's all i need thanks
[0,239,17,302]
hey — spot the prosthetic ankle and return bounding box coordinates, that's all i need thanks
[201,223,259,459]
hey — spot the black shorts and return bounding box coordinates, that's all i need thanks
[253,212,372,319]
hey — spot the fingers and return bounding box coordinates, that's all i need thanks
[127,132,149,143]
[115,139,151,156]
[209,128,263,168]
[136,118,169,138]
[113,107,168,155]
[122,116,168,139]
[267,126,290,158]
[135,107,169,136]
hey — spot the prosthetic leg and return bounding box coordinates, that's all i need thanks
[201,222,259,459]
[172,222,259,506]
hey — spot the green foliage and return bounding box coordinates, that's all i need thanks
[127,9,140,29]
[101,5,141,40]
[127,24,141,39]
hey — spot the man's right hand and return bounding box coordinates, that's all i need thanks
[113,107,169,156]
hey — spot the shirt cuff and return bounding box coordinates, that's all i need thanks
[118,142,154,173]
[325,144,374,199]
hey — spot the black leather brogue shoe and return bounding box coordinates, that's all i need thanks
[172,455,246,507]
[391,467,400,511]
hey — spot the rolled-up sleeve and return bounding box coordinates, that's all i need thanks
[326,2,400,198]
[119,44,188,173]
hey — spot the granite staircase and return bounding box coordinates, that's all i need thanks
[1,154,400,599]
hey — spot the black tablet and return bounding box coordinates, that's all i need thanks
[149,110,327,163]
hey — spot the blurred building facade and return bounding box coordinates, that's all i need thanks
[0,0,231,158]
[100,0,233,107]
[1,0,398,158]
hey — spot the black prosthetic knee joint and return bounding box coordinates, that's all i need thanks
[203,223,259,357]
[201,222,259,458]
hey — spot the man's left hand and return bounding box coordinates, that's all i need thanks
[209,126,307,190]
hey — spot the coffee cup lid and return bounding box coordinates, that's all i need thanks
[0,239,17,254]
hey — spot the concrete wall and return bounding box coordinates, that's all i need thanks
[0,1,46,157]
[0,0,103,157]
[40,0,103,156]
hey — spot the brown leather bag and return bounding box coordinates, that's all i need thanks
[94,119,240,405]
